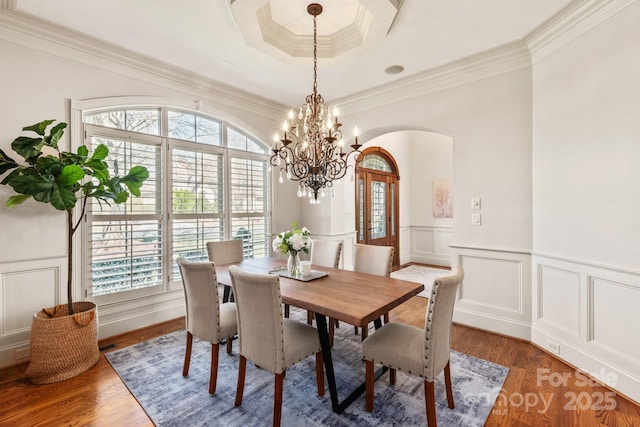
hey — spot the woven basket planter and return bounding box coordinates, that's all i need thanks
[25,301,100,384]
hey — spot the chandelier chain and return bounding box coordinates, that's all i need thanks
[269,3,363,203]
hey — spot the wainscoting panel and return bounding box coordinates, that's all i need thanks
[0,257,66,367]
[537,264,581,338]
[450,245,531,340]
[410,226,452,266]
[399,226,411,265]
[532,254,640,404]
[589,276,640,365]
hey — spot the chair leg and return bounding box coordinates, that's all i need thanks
[209,343,219,394]
[444,360,455,409]
[424,380,437,427]
[235,355,247,407]
[183,331,193,376]
[307,310,314,326]
[354,325,359,335]
[284,304,290,318]
[390,368,396,385]
[365,360,374,412]
[226,337,233,354]
[335,319,340,329]
[274,371,285,427]
[361,324,368,341]
[315,351,325,396]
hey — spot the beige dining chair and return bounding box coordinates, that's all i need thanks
[353,243,395,340]
[177,258,238,394]
[361,265,464,427]
[294,239,343,321]
[228,265,325,427]
[206,239,244,302]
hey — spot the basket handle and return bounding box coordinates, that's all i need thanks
[73,310,95,326]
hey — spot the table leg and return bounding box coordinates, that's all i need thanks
[314,313,387,414]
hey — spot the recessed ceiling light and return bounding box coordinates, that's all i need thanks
[385,65,404,75]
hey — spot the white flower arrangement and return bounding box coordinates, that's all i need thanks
[272,221,312,255]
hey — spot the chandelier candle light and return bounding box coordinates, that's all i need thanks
[270,3,363,204]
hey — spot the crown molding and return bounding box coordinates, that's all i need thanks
[336,40,532,114]
[525,0,637,64]
[0,5,283,119]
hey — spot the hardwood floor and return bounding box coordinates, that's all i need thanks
[1,297,639,426]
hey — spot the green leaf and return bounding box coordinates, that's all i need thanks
[9,174,53,195]
[0,148,19,175]
[6,194,31,208]
[89,166,110,182]
[44,122,67,149]
[0,168,20,185]
[57,164,84,186]
[36,156,64,176]
[77,145,89,157]
[114,191,129,204]
[49,183,77,210]
[91,144,109,161]
[22,120,55,136]
[11,136,44,159]
[121,166,149,197]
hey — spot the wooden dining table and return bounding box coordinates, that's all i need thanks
[215,257,424,414]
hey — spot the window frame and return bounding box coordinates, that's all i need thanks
[78,101,271,304]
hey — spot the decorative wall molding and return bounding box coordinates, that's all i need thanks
[409,226,452,267]
[0,6,282,120]
[0,257,66,367]
[336,41,532,114]
[451,246,532,341]
[525,0,637,65]
[532,254,640,404]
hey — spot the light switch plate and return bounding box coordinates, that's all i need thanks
[471,213,481,226]
[471,197,481,210]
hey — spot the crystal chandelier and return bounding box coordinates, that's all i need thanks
[270,3,363,204]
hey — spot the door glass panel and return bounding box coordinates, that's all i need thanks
[391,183,395,236]
[371,181,386,239]
[358,179,365,241]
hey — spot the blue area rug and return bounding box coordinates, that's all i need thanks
[106,310,508,426]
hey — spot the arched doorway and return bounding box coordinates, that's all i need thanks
[355,147,400,267]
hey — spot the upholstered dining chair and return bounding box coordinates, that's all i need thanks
[352,243,395,340]
[206,239,244,302]
[361,265,464,427]
[300,240,343,332]
[228,265,325,427]
[177,258,238,394]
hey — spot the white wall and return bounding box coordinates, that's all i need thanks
[531,0,640,403]
[0,35,297,366]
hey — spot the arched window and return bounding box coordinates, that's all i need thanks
[82,106,270,299]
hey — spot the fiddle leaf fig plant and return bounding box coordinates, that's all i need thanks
[0,120,149,315]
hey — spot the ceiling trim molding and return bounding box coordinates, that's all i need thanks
[0,6,283,119]
[336,40,532,114]
[525,0,637,64]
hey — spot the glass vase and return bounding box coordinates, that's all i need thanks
[287,252,301,276]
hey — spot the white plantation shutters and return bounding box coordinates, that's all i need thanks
[83,108,270,299]
[230,156,269,259]
[86,126,163,296]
